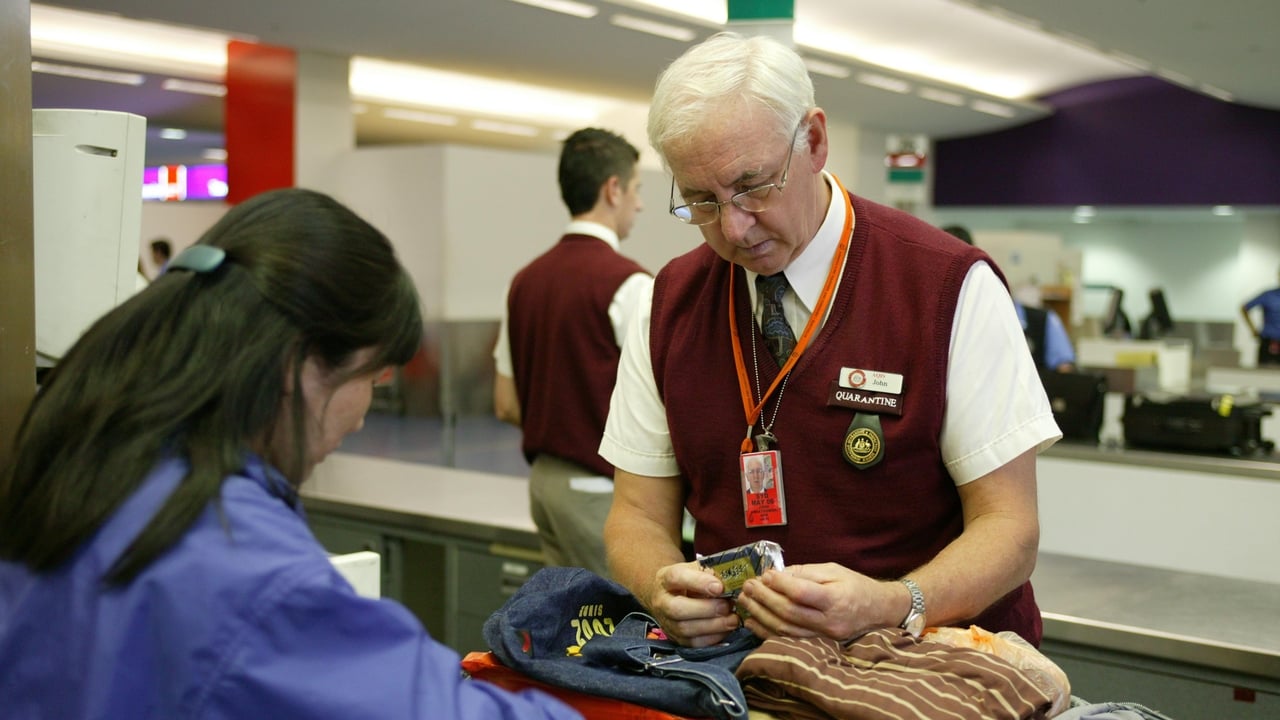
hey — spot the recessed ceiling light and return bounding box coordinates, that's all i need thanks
[970,99,1015,118]
[856,72,911,94]
[1156,68,1194,87]
[1108,51,1152,72]
[30,60,143,86]
[918,87,965,107]
[471,119,540,137]
[609,14,696,41]
[383,108,459,126]
[803,58,851,79]
[1212,205,1236,216]
[203,148,228,161]
[161,78,226,97]
[507,0,598,19]
[1199,84,1234,103]
[158,128,187,140]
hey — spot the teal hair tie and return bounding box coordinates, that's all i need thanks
[167,245,226,274]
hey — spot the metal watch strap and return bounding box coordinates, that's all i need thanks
[898,578,926,638]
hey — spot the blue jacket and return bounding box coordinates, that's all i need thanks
[0,455,580,720]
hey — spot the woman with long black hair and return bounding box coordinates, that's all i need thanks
[0,188,579,720]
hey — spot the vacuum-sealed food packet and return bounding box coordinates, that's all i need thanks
[696,540,784,597]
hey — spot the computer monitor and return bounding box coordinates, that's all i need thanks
[1140,288,1175,340]
[1100,287,1130,337]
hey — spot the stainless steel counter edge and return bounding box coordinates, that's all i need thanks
[1042,612,1280,682]
[1044,441,1280,481]
[302,495,541,550]
[301,453,541,551]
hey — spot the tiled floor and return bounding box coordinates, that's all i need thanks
[338,411,529,478]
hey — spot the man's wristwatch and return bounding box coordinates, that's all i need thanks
[898,578,926,639]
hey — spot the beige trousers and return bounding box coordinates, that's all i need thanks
[528,454,614,578]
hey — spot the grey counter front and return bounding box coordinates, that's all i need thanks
[303,453,546,653]
[303,452,1280,717]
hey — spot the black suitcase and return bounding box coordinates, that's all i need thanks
[1039,370,1107,443]
[1122,394,1274,457]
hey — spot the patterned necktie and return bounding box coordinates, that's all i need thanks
[756,273,797,367]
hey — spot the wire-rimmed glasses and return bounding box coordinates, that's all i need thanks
[669,121,803,226]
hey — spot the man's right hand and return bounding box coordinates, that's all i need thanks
[646,561,741,647]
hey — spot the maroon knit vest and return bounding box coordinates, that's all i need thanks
[508,234,649,477]
[649,195,1042,644]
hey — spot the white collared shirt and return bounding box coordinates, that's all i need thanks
[742,173,847,332]
[599,173,1059,486]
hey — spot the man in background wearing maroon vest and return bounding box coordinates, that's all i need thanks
[494,128,651,577]
[600,33,1061,650]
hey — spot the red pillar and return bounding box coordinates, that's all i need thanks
[224,40,296,204]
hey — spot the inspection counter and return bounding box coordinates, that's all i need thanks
[302,451,1280,719]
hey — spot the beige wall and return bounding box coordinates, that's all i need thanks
[138,201,229,278]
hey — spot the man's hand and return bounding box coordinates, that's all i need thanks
[645,561,742,647]
[735,563,901,642]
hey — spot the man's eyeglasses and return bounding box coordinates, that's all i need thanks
[669,121,803,226]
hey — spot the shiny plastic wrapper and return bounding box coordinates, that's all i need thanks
[696,540,785,597]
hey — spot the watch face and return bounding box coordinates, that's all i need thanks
[904,612,926,638]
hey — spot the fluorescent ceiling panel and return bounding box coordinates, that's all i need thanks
[31,4,231,80]
[350,57,621,126]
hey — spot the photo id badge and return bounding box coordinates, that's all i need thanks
[740,450,787,528]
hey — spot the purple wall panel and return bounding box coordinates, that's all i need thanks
[934,77,1280,207]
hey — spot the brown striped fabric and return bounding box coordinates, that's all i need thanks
[734,629,1053,720]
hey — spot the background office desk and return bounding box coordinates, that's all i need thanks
[303,452,1280,718]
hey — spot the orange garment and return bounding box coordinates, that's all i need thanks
[462,651,693,720]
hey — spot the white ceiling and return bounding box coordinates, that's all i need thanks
[28,0,1280,166]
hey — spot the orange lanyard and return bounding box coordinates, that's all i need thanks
[728,177,854,453]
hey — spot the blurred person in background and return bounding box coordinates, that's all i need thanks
[1241,267,1280,366]
[944,225,1076,373]
[494,128,651,577]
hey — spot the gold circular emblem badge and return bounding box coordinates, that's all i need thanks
[843,427,882,466]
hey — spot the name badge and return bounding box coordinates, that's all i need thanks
[838,367,903,395]
[827,381,904,416]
